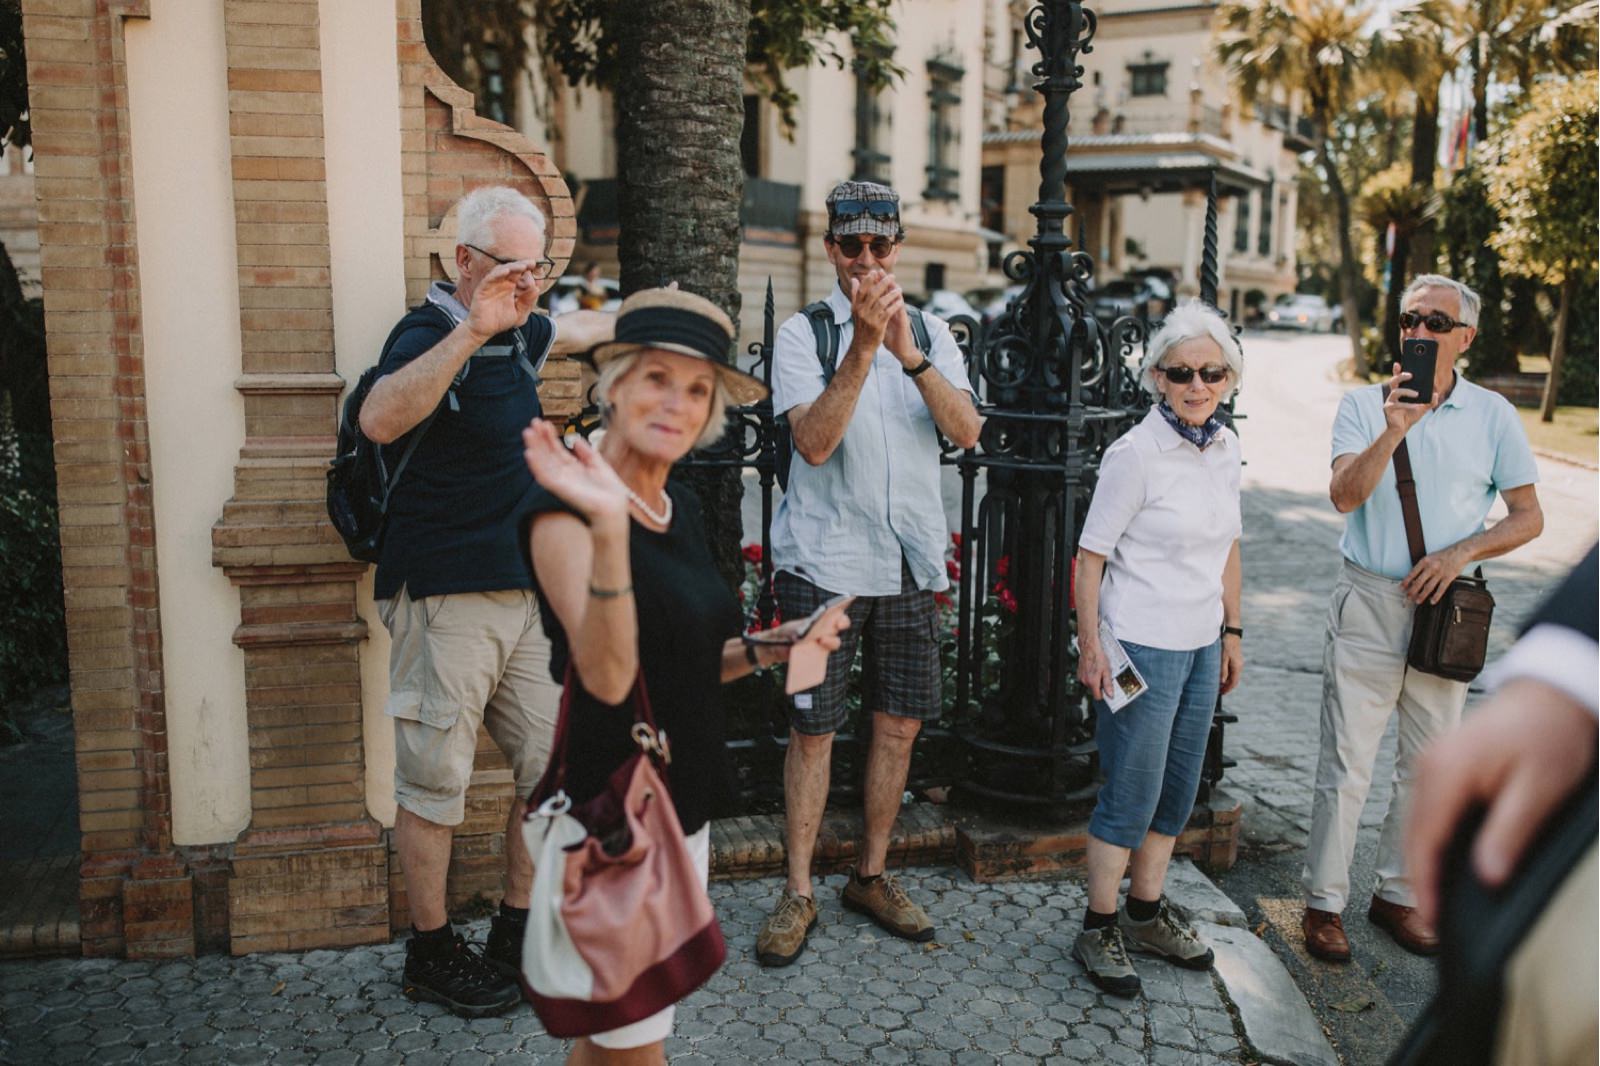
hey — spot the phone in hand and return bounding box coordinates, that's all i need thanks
[1399,338,1438,405]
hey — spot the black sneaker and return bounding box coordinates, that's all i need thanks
[402,933,522,1018]
[483,912,525,979]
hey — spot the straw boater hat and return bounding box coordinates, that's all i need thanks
[583,287,769,405]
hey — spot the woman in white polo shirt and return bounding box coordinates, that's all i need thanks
[1070,301,1245,998]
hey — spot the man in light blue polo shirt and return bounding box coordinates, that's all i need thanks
[754,180,982,968]
[1301,274,1544,964]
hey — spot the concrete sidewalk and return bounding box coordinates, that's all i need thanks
[0,857,1331,1065]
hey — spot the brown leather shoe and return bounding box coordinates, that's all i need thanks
[841,868,934,942]
[1302,907,1351,962]
[1367,896,1439,956]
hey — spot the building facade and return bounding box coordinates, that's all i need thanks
[981,0,1306,316]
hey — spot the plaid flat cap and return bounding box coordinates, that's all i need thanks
[826,180,902,238]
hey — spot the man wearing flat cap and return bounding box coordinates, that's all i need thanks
[756,180,983,966]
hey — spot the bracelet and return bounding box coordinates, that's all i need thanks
[589,583,634,599]
[744,642,761,669]
[903,357,934,378]
[1222,625,1243,639]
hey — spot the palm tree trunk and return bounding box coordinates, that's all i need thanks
[1322,142,1367,375]
[1471,34,1490,145]
[1384,228,1411,368]
[1408,91,1439,274]
[1539,274,1575,423]
[613,0,752,589]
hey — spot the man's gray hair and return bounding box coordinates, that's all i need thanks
[1138,300,1243,400]
[457,186,546,248]
[1402,274,1480,328]
[594,350,732,451]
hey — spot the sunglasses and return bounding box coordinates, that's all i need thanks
[829,199,900,222]
[1158,365,1230,385]
[830,235,900,259]
[1399,310,1469,333]
[464,243,557,280]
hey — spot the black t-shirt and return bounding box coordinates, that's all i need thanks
[524,481,742,836]
[372,303,554,600]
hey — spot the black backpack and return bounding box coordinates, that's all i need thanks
[774,301,933,491]
[327,303,538,563]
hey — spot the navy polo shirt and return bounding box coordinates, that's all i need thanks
[372,304,555,600]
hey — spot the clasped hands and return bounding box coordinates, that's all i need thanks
[849,269,921,370]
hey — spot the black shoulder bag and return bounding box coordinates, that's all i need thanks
[1392,439,1495,682]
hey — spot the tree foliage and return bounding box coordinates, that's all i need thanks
[0,0,27,154]
[425,0,903,136]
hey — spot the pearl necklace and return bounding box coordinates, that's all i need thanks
[626,487,672,527]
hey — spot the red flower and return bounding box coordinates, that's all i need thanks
[950,532,963,550]
[946,559,961,580]
[933,592,953,609]
[742,543,763,564]
[996,555,1011,579]
[998,588,1018,614]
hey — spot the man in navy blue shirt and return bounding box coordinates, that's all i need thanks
[360,185,612,1017]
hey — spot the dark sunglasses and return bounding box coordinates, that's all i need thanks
[830,235,899,259]
[829,199,900,222]
[464,242,556,280]
[1399,310,1469,333]
[1158,365,1230,385]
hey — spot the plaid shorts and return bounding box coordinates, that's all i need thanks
[773,564,942,736]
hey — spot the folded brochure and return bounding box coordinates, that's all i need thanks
[1077,620,1148,711]
[744,594,854,694]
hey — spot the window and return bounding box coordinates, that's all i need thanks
[852,50,892,183]
[1234,191,1251,254]
[478,47,512,126]
[925,55,963,201]
[1257,176,1274,258]
[1128,62,1167,98]
[925,262,946,293]
[741,94,762,178]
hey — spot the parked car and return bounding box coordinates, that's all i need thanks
[1266,293,1336,332]
[546,274,621,316]
[917,289,983,324]
[1091,274,1173,325]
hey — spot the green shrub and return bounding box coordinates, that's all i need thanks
[0,406,67,711]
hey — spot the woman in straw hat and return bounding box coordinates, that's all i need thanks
[520,288,848,1064]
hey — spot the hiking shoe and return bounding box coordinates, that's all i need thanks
[483,912,526,979]
[1119,897,1214,971]
[756,888,818,967]
[840,868,935,942]
[1072,924,1142,998]
[402,933,522,1018]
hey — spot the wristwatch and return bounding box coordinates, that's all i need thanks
[1222,625,1244,639]
[903,356,934,378]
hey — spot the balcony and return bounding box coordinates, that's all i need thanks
[576,177,801,244]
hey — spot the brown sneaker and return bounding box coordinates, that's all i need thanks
[756,888,818,968]
[1302,907,1351,962]
[840,868,935,942]
[1368,896,1439,956]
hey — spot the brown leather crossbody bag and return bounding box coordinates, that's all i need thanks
[1392,439,1495,682]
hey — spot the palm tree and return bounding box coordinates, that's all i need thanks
[1360,164,1442,364]
[1374,2,1459,273]
[1215,0,1382,374]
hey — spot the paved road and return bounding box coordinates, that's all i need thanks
[1211,330,1597,1066]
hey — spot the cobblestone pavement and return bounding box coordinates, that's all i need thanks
[1210,331,1599,1065]
[3,870,1260,1065]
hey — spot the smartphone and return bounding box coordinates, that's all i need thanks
[1399,338,1438,405]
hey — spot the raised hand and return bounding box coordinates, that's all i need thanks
[849,269,904,355]
[468,261,538,340]
[522,419,629,530]
[1383,362,1436,435]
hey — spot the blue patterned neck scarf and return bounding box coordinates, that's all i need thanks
[1157,401,1225,450]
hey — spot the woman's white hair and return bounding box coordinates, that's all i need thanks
[457,186,546,248]
[594,350,733,451]
[1138,300,1243,401]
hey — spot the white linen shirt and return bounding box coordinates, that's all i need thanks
[769,283,973,596]
[1079,407,1243,651]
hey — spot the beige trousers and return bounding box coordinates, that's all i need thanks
[1303,561,1469,912]
[1494,843,1599,1066]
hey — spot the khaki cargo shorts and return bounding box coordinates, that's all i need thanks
[377,587,561,826]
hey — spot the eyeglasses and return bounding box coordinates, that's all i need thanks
[829,199,900,223]
[464,243,556,280]
[1157,365,1230,385]
[829,235,899,259]
[1399,310,1469,333]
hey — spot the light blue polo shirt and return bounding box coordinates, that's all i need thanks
[769,283,973,596]
[1332,376,1539,580]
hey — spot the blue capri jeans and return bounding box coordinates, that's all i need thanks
[1088,638,1221,849]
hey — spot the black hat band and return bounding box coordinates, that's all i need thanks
[614,306,731,361]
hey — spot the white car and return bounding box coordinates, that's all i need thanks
[919,289,982,323]
[1266,294,1336,333]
